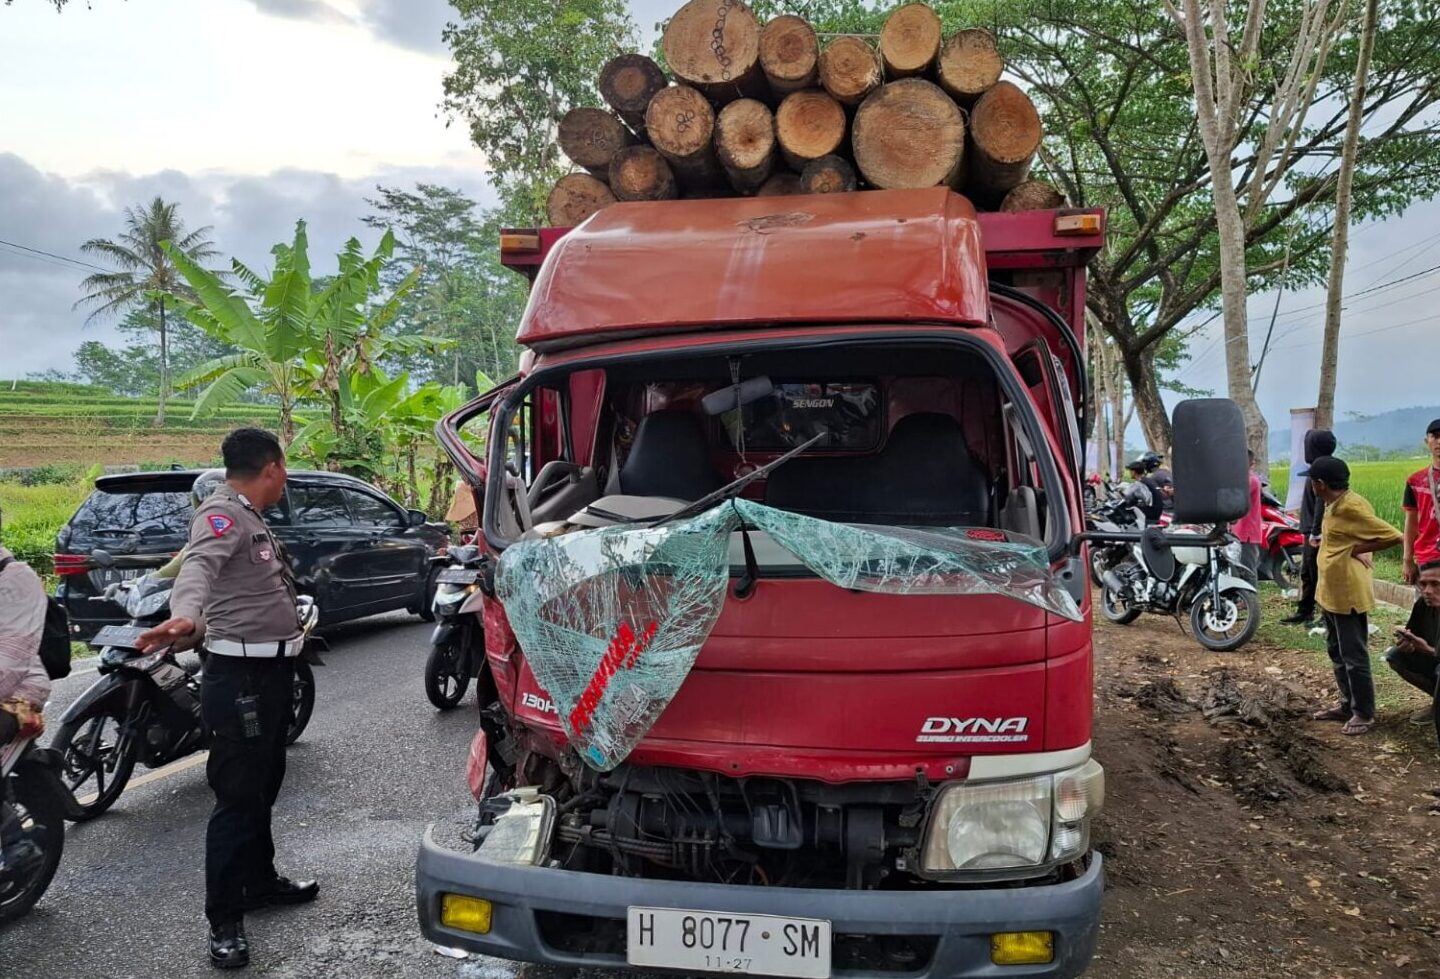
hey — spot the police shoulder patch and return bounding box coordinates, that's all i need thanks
[207,514,235,537]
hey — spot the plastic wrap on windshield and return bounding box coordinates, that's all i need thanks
[496,501,1080,771]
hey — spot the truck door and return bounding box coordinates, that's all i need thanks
[1012,338,1082,481]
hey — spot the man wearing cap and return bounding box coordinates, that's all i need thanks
[1308,456,1404,736]
[1401,419,1440,587]
[139,429,317,969]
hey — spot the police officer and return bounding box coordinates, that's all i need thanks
[139,429,317,969]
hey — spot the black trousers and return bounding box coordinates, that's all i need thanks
[1296,544,1319,616]
[1323,611,1374,720]
[200,654,293,926]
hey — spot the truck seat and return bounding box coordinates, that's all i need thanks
[764,412,991,527]
[618,410,722,501]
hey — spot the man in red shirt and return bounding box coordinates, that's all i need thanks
[1402,418,1440,585]
[1233,449,1266,577]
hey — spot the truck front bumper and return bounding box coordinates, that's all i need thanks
[416,828,1103,978]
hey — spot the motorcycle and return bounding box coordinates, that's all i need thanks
[424,545,489,710]
[1099,528,1261,652]
[0,733,73,923]
[50,551,323,821]
[1086,496,1140,587]
[1258,488,1306,589]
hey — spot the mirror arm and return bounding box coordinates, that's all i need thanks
[1070,523,1232,555]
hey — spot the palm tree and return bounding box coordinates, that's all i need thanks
[75,197,218,425]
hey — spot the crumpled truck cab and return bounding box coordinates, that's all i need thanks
[420,188,1109,978]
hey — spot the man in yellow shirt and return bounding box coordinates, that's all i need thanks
[1308,456,1404,735]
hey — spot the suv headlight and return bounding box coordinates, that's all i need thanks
[922,760,1104,878]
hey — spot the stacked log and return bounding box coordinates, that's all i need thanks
[545,2,1061,217]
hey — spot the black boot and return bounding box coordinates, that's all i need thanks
[1281,608,1314,626]
[242,875,318,910]
[209,920,250,969]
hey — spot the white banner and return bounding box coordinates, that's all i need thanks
[1286,407,1315,512]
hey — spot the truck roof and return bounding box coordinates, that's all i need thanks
[511,188,1005,350]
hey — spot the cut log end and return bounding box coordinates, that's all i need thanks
[775,88,847,170]
[557,107,636,173]
[799,155,857,195]
[599,54,669,132]
[819,35,883,106]
[968,80,1043,194]
[608,146,679,201]
[937,28,1004,101]
[759,15,819,98]
[852,78,965,190]
[879,3,942,78]
[661,0,764,102]
[646,85,716,161]
[716,98,776,192]
[547,173,617,227]
[999,180,1067,212]
[756,171,803,197]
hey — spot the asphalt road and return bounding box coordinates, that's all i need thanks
[4,614,525,979]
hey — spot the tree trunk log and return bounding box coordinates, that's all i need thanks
[937,28,1003,103]
[852,78,965,190]
[547,173,618,226]
[661,0,766,104]
[999,180,1066,212]
[819,36,883,106]
[799,155,856,194]
[645,84,725,192]
[759,15,819,99]
[599,54,669,136]
[965,80,1042,199]
[715,98,776,193]
[879,3,942,78]
[608,146,679,201]
[775,89,847,171]
[756,171,802,197]
[557,107,636,176]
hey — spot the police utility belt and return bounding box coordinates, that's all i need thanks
[205,636,304,659]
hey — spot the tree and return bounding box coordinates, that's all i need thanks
[166,221,420,445]
[68,306,232,398]
[362,184,528,385]
[75,197,218,426]
[441,0,637,218]
[1315,0,1381,431]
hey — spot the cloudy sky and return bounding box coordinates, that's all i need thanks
[1,0,1436,432]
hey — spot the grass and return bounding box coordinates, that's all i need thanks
[0,479,92,575]
[1269,458,1427,584]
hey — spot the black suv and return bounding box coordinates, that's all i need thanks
[55,469,451,640]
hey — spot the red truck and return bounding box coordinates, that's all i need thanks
[418,187,1247,978]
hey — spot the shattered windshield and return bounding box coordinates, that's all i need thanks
[496,499,1080,771]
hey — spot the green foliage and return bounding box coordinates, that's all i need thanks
[0,480,91,575]
[362,184,528,385]
[442,0,638,218]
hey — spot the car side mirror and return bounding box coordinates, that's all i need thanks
[407,509,428,528]
[1170,398,1250,524]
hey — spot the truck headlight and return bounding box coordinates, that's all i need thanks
[922,760,1103,877]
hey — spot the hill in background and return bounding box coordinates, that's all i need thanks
[1268,404,1438,459]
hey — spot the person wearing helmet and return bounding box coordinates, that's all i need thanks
[156,469,228,580]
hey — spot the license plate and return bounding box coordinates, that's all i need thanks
[627,908,831,978]
[91,625,147,650]
[90,567,143,590]
[437,568,479,585]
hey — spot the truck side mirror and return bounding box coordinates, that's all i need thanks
[1170,398,1250,524]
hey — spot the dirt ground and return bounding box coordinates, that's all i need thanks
[1090,614,1440,978]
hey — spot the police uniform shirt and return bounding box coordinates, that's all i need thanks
[171,484,300,643]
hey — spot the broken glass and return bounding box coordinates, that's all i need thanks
[496,500,1081,771]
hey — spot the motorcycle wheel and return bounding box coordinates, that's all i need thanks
[1271,545,1303,591]
[1089,552,1108,589]
[1191,588,1261,652]
[285,659,316,746]
[425,637,471,711]
[0,776,66,923]
[51,699,138,821]
[1100,584,1142,625]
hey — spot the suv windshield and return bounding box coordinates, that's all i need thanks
[69,489,192,539]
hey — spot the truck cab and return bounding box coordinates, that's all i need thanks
[419,188,1110,977]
